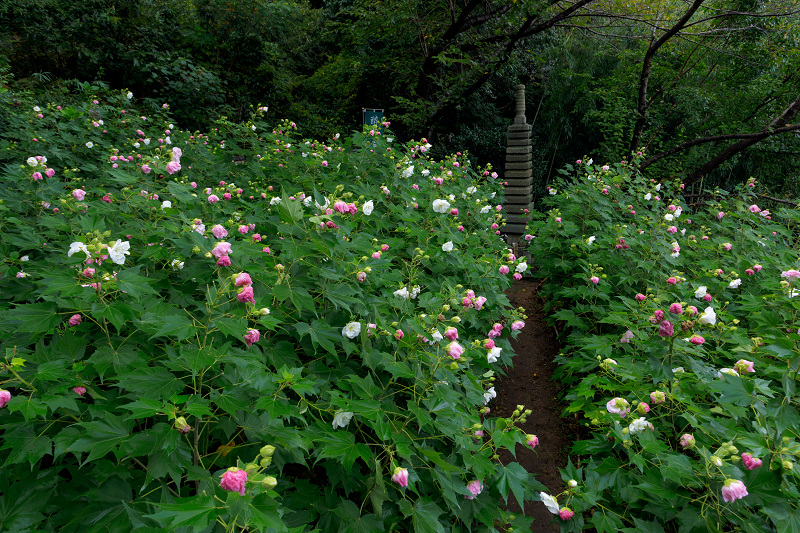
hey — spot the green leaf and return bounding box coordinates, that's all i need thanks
[116,267,158,299]
[0,425,53,466]
[115,366,185,400]
[69,415,132,462]
[495,462,533,511]
[593,511,625,533]
[215,316,247,339]
[151,314,196,341]
[7,396,48,420]
[317,431,373,471]
[411,498,445,533]
[147,494,218,532]
[6,302,61,333]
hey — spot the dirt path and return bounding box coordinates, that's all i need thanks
[494,278,570,532]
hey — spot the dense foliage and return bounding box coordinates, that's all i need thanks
[527,159,800,531]
[0,89,544,531]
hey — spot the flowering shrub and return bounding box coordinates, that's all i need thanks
[0,90,540,530]
[526,157,800,531]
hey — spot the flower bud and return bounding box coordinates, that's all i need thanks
[260,457,273,468]
[262,476,278,490]
[260,445,276,457]
[245,463,259,476]
[568,479,578,488]
[783,460,794,470]
[174,416,192,434]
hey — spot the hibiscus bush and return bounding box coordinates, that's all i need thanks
[0,89,543,531]
[526,158,800,531]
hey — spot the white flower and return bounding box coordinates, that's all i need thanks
[161,200,172,210]
[421,169,430,177]
[587,158,593,165]
[729,278,742,289]
[68,241,90,259]
[442,241,454,252]
[628,417,649,434]
[680,229,686,236]
[717,368,739,379]
[258,307,270,316]
[133,142,141,148]
[586,236,596,245]
[487,347,501,363]
[270,197,281,205]
[698,307,716,325]
[170,259,185,270]
[447,194,455,201]
[362,200,374,215]
[410,286,421,299]
[195,224,206,234]
[251,125,256,131]
[332,410,354,429]
[165,136,171,145]
[516,262,528,273]
[98,119,104,125]
[466,186,477,194]
[430,330,443,343]
[85,142,94,149]
[33,106,41,112]
[169,124,174,129]
[694,286,707,299]
[26,157,38,167]
[664,213,674,222]
[644,193,652,201]
[539,492,559,515]
[483,386,497,405]
[671,251,680,258]
[674,207,682,217]
[315,198,330,211]
[342,322,361,339]
[144,138,150,145]
[386,137,393,143]
[673,366,685,374]
[126,92,133,99]
[303,196,313,206]
[549,189,557,196]
[402,166,414,178]
[655,183,661,192]
[393,287,410,299]
[108,240,131,265]
[20,255,29,262]
[480,205,491,214]
[432,199,451,213]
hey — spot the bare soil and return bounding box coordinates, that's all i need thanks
[494,278,572,532]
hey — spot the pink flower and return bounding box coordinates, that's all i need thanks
[680,433,696,449]
[474,296,487,310]
[252,234,261,242]
[511,321,525,331]
[703,294,713,302]
[237,286,255,303]
[667,277,677,285]
[637,402,650,414]
[102,194,112,203]
[333,201,348,213]
[718,212,725,219]
[721,479,748,503]
[392,467,409,488]
[211,242,232,258]
[208,194,220,204]
[82,267,96,278]
[559,508,575,521]
[735,359,755,373]
[465,480,483,500]
[635,293,646,302]
[243,329,260,347]
[524,234,534,241]
[372,252,381,259]
[499,266,510,274]
[72,189,86,201]
[667,226,677,234]
[606,397,630,417]
[223,192,232,200]
[753,264,762,272]
[45,168,55,178]
[688,335,704,345]
[68,314,82,326]
[782,270,800,280]
[745,269,754,276]
[650,391,666,404]
[381,244,389,252]
[234,272,252,287]
[220,467,248,495]
[142,164,151,174]
[513,273,522,280]
[263,247,271,254]
[686,306,698,316]
[444,327,458,341]
[658,320,674,337]
[741,453,762,470]
[322,160,328,167]
[237,225,249,234]
[723,243,732,251]
[669,303,683,314]
[450,208,459,216]
[356,271,367,282]
[749,205,761,213]
[32,171,43,180]
[216,255,231,267]
[73,386,87,396]
[212,225,228,238]
[590,276,600,284]
[447,341,464,359]
[395,329,404,340]
[484,339,495,349]
[0,389,11,408]
[166,161,181,174]
[526,434,539,449]
[620,330,634,343]
[555,217,562,223]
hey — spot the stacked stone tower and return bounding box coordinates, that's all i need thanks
[500,84,533,246]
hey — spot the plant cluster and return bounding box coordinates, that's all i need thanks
[0,89,542,531]
[526,156,800,531]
